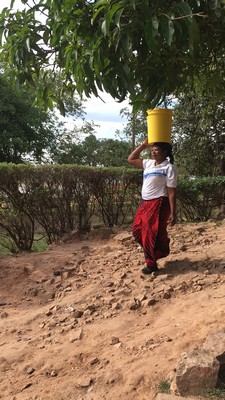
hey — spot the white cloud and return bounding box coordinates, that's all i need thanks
[82,93,130,138]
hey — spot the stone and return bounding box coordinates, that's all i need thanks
[76,376,93,388]
[111,302,121,310]
[25,367,35,375]
[114,232,133,243]
[73,310,83,318]
[70,328,83,342]
[204,329,225,363]
[88,227,112,240]
[155,394,193,400]
[171,348,220,396]
[90,357,99,365]
[50,370,58,377]
[128,299,141,310]
[0,311,8,318]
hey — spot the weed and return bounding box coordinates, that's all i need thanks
[202,388,225,398]
[158,379,171,394]
[32,236,48,252]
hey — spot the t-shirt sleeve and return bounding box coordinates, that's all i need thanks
[142,159,153,170]
[142,159,148,170]
[166,165,178,188]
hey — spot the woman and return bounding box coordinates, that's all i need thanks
[128,140,177,274]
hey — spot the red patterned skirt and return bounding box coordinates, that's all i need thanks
[132,197,171,268]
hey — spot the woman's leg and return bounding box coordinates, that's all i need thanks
[132,201,144,247]
[132,199,162,268]
[154,197,171,260]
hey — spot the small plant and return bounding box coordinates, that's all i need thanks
[32,236,48,252]
[158,379,171,394]
[202,388,225,398]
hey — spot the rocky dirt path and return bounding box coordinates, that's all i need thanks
[0,220,225,400]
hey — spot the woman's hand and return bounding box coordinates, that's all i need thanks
[127,139,148,169]
[167,214,176,226]
[142,139,149,147]
[167,187,176,226]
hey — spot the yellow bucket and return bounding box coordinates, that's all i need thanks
[147,108,173,144]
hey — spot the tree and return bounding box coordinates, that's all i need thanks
[54,132,130,167]
[0,73,57,163]
[173,77,225,177]
[0,71,87,163]
[98,138,131,167]
[117,107,148,148]
[1,1,225,111]
[56,132,100,166]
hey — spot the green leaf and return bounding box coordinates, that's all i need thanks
[58,99,65,116]
[91,4,106,25]
[43,28,50,45]
[160,15,175,46]
[114,8,124,28]
[25,37,30,51]
[99,3,125,36]
[101,19,107,36]
[108,3,125,24]
[188,17,200,55]
[175,2,193,24]
[145,16,159,53]
[209,0,218,10]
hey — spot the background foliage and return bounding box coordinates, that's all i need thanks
[0,164,224,253]
[1,0,225,110]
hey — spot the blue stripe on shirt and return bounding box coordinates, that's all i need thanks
[144,171,167,178]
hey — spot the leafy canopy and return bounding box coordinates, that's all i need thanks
[173,76,225,177]
[53,132,131,167]
[0,73,57,163]
[0,69,90,163]
[1,0,225,110]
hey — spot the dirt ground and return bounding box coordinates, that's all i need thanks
[0,219,225,400]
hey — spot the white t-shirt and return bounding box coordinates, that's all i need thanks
[141,159,177,200]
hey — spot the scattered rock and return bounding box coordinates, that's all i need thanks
[114,232,133,243]
[155,394,193,400]
[90,357,99,366]
[70,328,83,342]
[0,311,8,318]
[76,376,94,388]
[25,367,35,375]
[171,348,220,396]
[0,222,225,399]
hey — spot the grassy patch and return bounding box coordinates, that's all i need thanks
[0,234,48,255]
[0,243,11,256]
[32,235,48,252]
[202,388,225,398]
[158,379,171,394]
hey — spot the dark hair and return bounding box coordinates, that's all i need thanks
[152,142,174,164]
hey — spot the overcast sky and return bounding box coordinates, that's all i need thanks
[1,0,131,139]
[82,94,130,139]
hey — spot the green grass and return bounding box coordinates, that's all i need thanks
[0,234,48,255]
[158,380,171,394]
[32,236,48,252]
[202,388,225,398]
[0,243,11,256]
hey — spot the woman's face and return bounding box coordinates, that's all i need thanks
[150,145,167,164]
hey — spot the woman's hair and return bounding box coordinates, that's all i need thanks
[152,142,174,164]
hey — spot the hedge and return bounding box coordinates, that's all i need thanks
[0,164,224,252]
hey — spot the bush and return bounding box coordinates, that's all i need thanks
[177,176,225,221]
[0,163,224,253]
